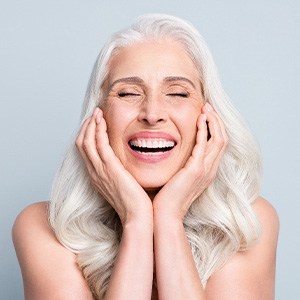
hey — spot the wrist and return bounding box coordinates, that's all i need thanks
[119,198,153,229]
[122,213,153,233]
[153,203,185,224]
[153,210,184,231]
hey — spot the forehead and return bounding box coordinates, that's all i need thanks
[107,39,200,85]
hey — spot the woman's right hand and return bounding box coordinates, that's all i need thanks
[76,107,152,226]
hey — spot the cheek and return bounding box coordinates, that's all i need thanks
[172,106,200,163]
[173,105,200,137]
[103,104,136,149]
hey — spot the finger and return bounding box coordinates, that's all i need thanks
[95,111,118,164]
[76,105,100,147]
[190,113,207,160]
[199,107,228,183]
[76,117,92,147]
[210,109,228,158]
[75,117,97,174]
[207,110,228,176]
[82,114,104,168]
[203,107,227,167]
[211,108,228,145]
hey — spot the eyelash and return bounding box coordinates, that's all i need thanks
[118,92,140,97]
[167,93,189,98]
[117,92,189,98]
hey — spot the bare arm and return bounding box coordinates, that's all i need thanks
[152,104,278,299]
[76,108,154,299]
[13,203,154,300]
[104,220,153,299]
[153,215,205,299]
[13,108,154,299]
[153,103,225,299]
[153,197,279,300]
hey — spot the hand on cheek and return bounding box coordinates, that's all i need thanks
[153,103,228,221]
[76,107,153,226]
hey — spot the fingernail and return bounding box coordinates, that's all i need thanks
[202,104,210,113]
[96,112,102,124]
[202,113,207,121]
[93,107,100,116]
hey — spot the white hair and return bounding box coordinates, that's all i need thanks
[49,14,261,299]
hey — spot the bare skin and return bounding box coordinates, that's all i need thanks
[12,198,278,300]
[13,40,279,299]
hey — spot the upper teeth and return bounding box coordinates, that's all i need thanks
[130,139,175,148]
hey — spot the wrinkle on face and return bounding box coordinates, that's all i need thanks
[99,39,205,190]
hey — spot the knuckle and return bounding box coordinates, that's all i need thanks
[90,176,97,186]
[215,136,225,148]
[95,138,101,151]
[75,137,82,148]
[82,139,90,152]
[86,166,93,177]
[89,172,99,185]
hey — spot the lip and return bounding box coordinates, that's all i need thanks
[128,131,177,141]
[127,131,177,163]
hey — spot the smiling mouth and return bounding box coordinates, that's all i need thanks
[129,138,176,154]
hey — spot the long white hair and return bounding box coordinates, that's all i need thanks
[49,14,261,299]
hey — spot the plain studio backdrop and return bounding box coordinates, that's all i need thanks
[1,1,299,299]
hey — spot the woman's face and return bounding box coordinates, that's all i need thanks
[103,39,204,195]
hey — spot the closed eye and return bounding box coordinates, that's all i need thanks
[118,92,141,97]
[167,93,189,98]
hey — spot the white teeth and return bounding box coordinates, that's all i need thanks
[142,140,147,147]
[129,138,175,148]
[146,140,152,148]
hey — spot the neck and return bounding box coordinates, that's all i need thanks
[145,187,161,200]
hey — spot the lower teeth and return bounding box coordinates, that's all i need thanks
[131,145,173,153]
[136,150,166,155]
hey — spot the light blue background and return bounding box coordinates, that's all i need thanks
[1,1,299,299]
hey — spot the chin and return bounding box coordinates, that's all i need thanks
[127,163,180,190]
[138,179,166,191]
[134,174,169,191]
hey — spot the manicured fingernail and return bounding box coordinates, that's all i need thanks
[93,107,100,116]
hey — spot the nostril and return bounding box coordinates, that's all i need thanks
[141,116,166,125]
[139,111,168,125]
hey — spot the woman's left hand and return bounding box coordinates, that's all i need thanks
[153,103,228,221]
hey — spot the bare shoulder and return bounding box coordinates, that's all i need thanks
[12,202,52,253]
[12,202,93,300]
[205,197,279,300]
[252,196,279,231]
[250,196,279,260]
[13,201,49,235]
[253,197,279,227]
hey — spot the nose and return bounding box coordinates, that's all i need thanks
[137,96,168,126]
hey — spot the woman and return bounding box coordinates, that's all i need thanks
[13,14,279,299]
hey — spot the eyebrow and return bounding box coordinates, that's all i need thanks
[163,76,196,89]
[108,76,196,91]
[108,77,144,91]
